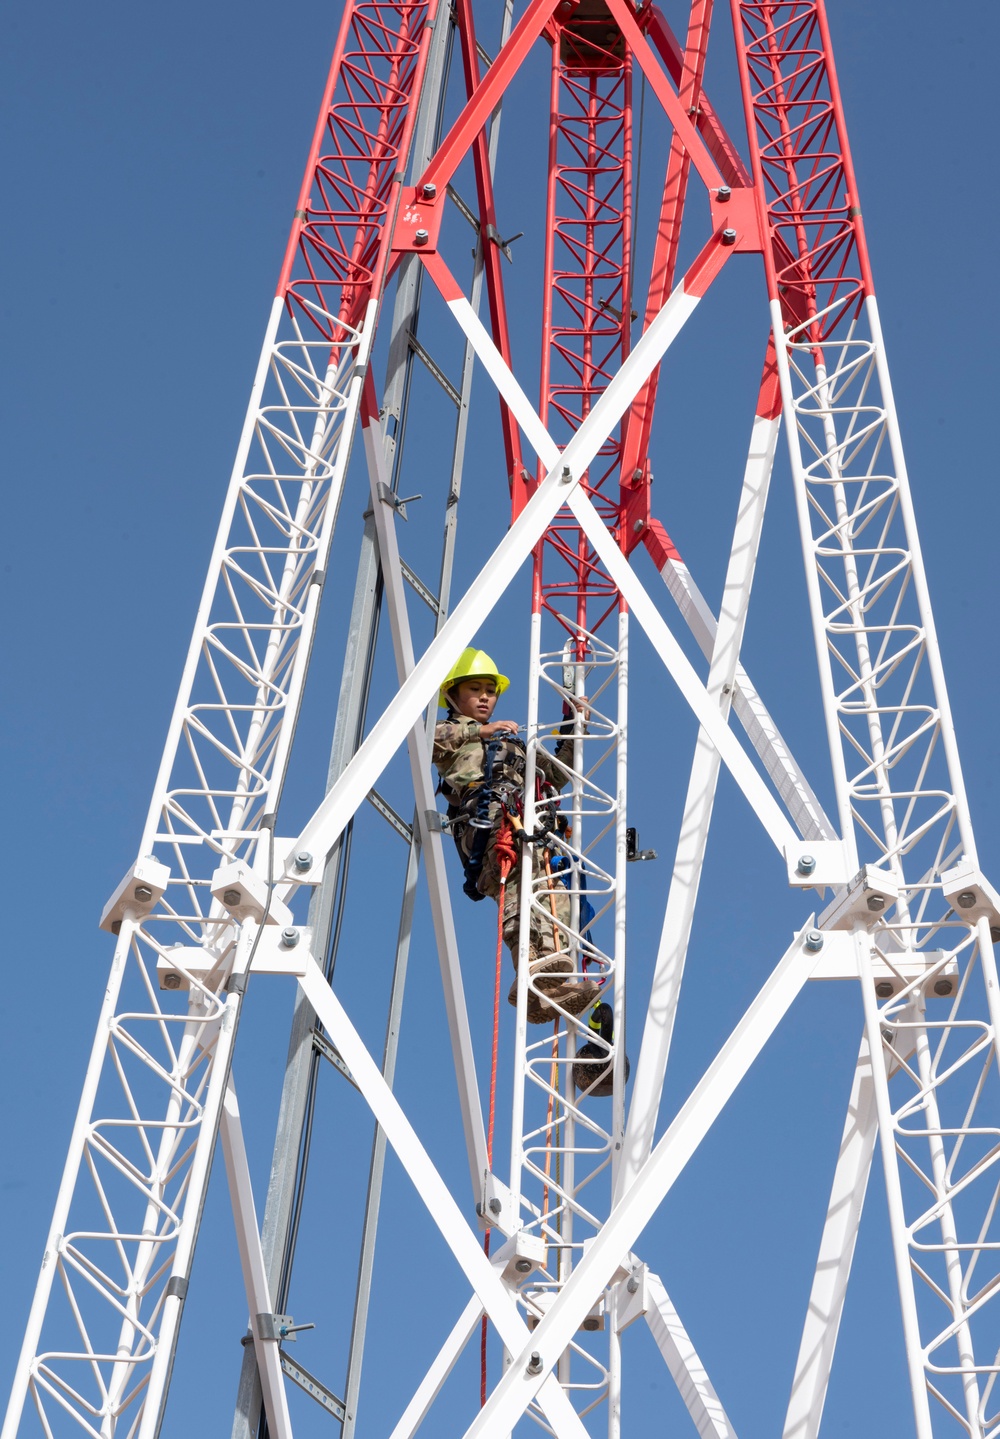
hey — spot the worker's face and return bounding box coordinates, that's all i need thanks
[451,677,498,723]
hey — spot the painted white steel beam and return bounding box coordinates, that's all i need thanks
[652,546,835,844]
[645,1273,737,1439]
[297,961,591,1439]
[781,1031,882,1439]
[386,1295,483,1439]
[565,486,798,854]
[220,1081,295,1439]
[619,408,780,1199]
[457,924,822,1439]
[362,402,488,1190]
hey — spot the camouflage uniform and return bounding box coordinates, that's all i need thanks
[433,717,575,966]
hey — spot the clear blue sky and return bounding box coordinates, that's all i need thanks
[2,1,998,1435]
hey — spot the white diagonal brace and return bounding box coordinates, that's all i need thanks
[285,261,712,882]
[362,407,488,1189]
[619,409,779,1200]
[782,1011,918,1439]
[387,1295,483,1439]
[458,923,821,1439]
[220,1081,294,1439]
[566,486,797,853]
[645,1272,737,1439]
[297,961,590,1439]
[782,1032,877,1439]
[652,544,835,842]
[428,249,700,474]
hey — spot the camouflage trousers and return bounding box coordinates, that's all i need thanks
[457,818,571,966]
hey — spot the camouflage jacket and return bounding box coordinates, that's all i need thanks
[433,717,577,816]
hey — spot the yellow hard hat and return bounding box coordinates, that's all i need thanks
[439,646,510,707]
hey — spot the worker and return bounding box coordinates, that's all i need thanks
[434,645,602,1025]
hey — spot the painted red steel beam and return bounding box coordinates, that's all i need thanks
[453,0,526,497]
[413,0,561,206]
[606,0,724,191]
[645,5,751,187]
[618,0,715,542]
[731,0,875,340]
[275,0,439,344]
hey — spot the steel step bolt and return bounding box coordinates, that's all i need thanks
[526,1351,543,1375]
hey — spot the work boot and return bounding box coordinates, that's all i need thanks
[507,950,600,1026]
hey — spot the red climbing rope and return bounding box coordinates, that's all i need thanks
[481,810,517,1407]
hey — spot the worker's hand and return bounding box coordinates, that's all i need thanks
[565,695,590,723]
[479,719,520,739]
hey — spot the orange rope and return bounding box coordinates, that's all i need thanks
[481,812,516,1407]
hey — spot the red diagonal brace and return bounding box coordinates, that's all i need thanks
[416,0,560,199]
[605,0,724,191]
[620,0,716,508]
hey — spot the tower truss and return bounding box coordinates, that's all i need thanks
[5,2,999,1438]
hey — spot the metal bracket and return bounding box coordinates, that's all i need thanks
[484,222,523,263]
[423,809,451,833]
[377,480,422,521]
[100,855,171,934]
[256,1312,315,1343]
[476,1171,519,1237]
[817,866,899,930]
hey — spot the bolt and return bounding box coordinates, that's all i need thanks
[721,227,737,245]
[633,519,644,533]
[991,926,1000,944]
[526,1351,543,1375]
[281,927,300,948]
[626,1276,639,1294]
[934,978,954,996]
[163,972,182,990]
[804,929,824,952]
[223,888,242,906]
[515,1258,533,1273]
[488,1197,502,1216]
[717,185,731,202]
[294,851,313,873]
[797,854,817,877]
[957,890,977,910]
[475,1202,484,1217]
[421,181,437,199]
[560,465,573,484]
[875,980,894,998]
[134,884,153,902]
[583,1317,600,1331]
[414,228,429,245]
[866,893,886,912]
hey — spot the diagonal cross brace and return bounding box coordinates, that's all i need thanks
[457,923,822,1439]
[283,237,737,882]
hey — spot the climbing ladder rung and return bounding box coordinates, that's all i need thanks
[279,1353,346,1422]
[406,330,462,407]
[367,788,414,843]
[400,559,440,614]
[447,183,479,233]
